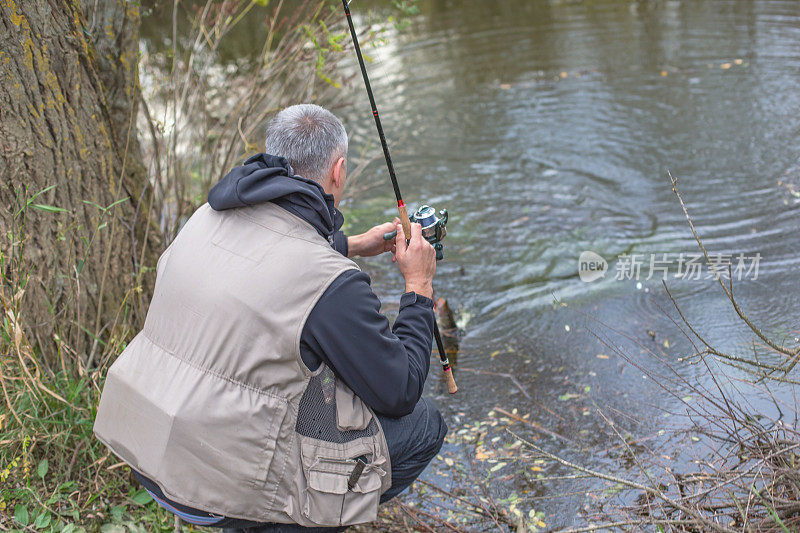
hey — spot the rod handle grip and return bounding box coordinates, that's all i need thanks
[397,203,413,238]
[443,366,458,394]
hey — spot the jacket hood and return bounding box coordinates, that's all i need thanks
[207,153,343,238]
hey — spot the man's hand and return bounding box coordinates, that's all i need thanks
[347,218,400,258]
[395,222,436,299]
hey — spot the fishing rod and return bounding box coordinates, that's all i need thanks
[342,0,457,394]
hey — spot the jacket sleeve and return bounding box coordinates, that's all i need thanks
[299,269,435,417]
[331,230,348,256]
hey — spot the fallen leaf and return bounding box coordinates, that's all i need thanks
[660,70,668,77]
[489,462,507,472]
[596,354,609,359]
[721,62,732,69]
[500,83,511,90]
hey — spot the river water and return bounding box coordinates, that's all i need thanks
[141,0,800,529]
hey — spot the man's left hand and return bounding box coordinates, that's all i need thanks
[347,218,400,258]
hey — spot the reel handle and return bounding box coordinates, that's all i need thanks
[383,230,444,261]
[382,204,414,242]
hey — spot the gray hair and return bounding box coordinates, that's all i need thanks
[264,104,348,183]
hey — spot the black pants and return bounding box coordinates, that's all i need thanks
[219,397,447,532]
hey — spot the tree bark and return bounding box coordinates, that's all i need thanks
[0,0,159,363]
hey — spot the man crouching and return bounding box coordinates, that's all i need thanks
[94,104,447,531]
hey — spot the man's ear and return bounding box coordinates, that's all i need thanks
[331,156,346,189]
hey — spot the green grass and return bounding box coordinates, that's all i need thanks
[0,186,177,531]
[0,357,185,532]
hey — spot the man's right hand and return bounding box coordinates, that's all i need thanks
[394,222,436,299]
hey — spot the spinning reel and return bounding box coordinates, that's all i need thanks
[384,204,449,261]
[410,205,448,260]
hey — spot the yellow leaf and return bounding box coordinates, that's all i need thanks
[596,354,609,359]
[660,70,668,77]
[721,62,732,69]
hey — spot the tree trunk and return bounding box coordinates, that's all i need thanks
[0,0,159,364]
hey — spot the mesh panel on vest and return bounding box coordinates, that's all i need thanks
[296,366,378,443]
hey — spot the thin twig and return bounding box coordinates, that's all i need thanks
[493,407,577,446]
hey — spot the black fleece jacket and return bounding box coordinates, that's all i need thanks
[207,153,434,417]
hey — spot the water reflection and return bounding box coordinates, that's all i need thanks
[347,0,800,349]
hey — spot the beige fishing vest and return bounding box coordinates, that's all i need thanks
[94,202,391,526]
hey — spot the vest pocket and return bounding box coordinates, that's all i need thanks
[334,378,373,431]
[340,462,384,525]
[303,455,348,525]
[299,439,385,526]
[294,365,389,525]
